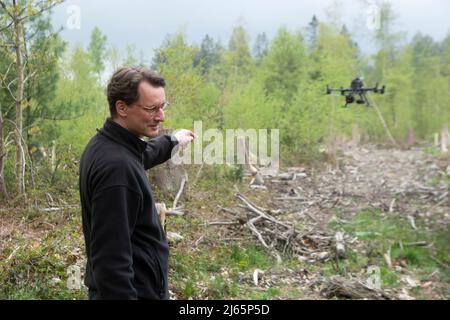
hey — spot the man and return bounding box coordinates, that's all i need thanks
[79,67,195,300]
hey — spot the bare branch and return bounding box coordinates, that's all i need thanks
[0,75,18,102]
[0,61,15,80]
[172,177,186,210]
[0,20,14,33]
[23,70,36,84]
[236,193,291,229]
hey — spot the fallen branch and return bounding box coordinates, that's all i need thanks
[407,215,418,230]
[166,209,185,216]
[202,221,241,226]
[38,205,79,212]
[247,216,270,250]
[236,193,290,229]
[172,177,186,210]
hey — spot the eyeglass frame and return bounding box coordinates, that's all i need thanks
[133,101,170,116]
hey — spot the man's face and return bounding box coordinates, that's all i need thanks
[122,82,166,138]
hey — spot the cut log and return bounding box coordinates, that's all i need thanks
[320,276,392,300]
[155,202,167,231]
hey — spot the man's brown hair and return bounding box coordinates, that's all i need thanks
[107,67,166,117]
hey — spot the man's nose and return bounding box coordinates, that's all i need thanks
[154,109,165,122]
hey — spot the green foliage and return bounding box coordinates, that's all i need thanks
[152,31,205,129]
[260,27,306,105]
[194,34,223,75]
[88,27,108,78]
[228,24,253,74]
[253,32,268,62]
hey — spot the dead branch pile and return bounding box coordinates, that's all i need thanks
[234,193,347,263]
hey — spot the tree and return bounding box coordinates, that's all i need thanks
[253,32,268,63]
[0,100,7,199]
[260,27,306,106]
[107,44,121,71]
[410,33,444,137]
[227,24,253,81]
[193,34,222,75]
[123,43,138,66]
[306,15,319,50]
[0,0,64,197]
[340,25,360,58]
[371,2,406,82]
[368,2,407,141]
[88,27,108,81]
[151,31,204,129]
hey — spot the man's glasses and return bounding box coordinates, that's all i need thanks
[135,102,170,116]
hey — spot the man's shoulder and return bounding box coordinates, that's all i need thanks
[81,133,138,176]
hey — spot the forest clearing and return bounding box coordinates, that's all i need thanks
[1,0,449,300]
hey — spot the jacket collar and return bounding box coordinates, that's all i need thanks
[98,118,147,158]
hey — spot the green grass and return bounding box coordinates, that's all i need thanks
[169,244,275,299]
[245,287,282,300]
[0,210,87,300]
[328,209,450,289]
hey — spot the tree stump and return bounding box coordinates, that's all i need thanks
[148,129,188,198]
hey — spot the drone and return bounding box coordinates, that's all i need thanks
[326,77,386,107]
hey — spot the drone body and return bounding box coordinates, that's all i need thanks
[326,77,386,107]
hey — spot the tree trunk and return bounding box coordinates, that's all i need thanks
[0,104,8,200]
[13,4,25,196]
[148,129,187,197]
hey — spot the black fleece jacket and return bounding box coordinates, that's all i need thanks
[79,118,178,300]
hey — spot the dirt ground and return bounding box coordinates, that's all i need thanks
[192,145,450,299]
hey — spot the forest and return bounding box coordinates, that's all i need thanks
[0,0,449,300]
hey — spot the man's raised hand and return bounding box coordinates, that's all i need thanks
[173,129,197,148]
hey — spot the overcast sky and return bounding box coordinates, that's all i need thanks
[51,0,450,61]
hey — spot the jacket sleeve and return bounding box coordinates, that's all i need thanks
[143,134,179,170]
[90,185,140,300]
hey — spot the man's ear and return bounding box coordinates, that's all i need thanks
[116,100,128,117]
